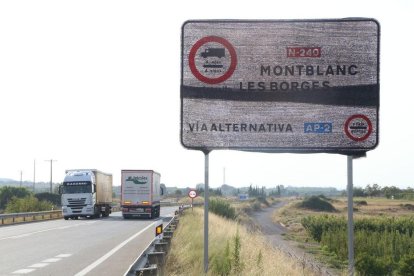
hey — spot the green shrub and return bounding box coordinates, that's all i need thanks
[252,202,261,211]
[35,193,61,206]
[401,204,414,211]
[355,200,368,206]
[397,254,414,275]
[0,186,31,210]
[233,229,244,274]
[257,196,270,207]
[297,196,336,212]
[5,195,53,213]
[213,240,232,276]
[209,198,236,220]
[212,230,244,275]
[301,215,414,274]
[356,253,392,276]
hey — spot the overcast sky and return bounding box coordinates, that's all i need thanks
[0,1,413,190]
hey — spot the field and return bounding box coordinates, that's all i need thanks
[273,197,414,275]
[165,207,315,276]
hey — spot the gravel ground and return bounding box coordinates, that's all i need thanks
[250,202,339,276]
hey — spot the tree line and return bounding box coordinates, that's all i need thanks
[353,184,414,199]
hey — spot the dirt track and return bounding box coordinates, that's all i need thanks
[250,202,338,276]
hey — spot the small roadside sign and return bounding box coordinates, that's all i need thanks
[155,221,163,240]
[188,190,197,212]
[188,190,197,198]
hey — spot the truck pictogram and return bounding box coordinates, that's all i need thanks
[200,47,225,58]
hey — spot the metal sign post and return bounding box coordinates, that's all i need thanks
[203,150,210,273]
[347,155,354,276]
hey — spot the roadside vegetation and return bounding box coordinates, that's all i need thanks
[165,207,315,276]
[0,186,59,213]
[273,194,414,275]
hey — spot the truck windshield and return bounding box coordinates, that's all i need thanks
[62,182,92,194]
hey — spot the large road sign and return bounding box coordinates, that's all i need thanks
[181,19,380,154]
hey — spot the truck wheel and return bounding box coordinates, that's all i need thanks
[94,206,101,218]
[102,206,110,217]
[64,217,69,220]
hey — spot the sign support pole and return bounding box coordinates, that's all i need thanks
[203,150,210,273]
[347,155,354,276]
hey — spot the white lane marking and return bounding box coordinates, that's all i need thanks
[29,263,49,268]
[74,222,157,276]
[56,253,72,258]
[13,253,72,274]
[0,221,97,241]
[12,269,35,274]
[42,258,60,263]
[10,233,32,239]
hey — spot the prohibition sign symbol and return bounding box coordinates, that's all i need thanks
[344,114,372,142]
[189,36,237,84]
[188,190,197,198]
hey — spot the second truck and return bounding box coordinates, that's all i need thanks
[61,169,113,220]
[121,170,162,219]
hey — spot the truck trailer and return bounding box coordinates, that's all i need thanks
[121,170,161,219]
[61,169,113,220]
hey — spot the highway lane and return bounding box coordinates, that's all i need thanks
[0,207,177,276]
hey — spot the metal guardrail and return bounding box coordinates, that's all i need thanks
[0,206,122,226]
[0,210,63,225]
[125,207,186,276]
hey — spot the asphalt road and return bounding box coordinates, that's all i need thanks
[0,207,177,276]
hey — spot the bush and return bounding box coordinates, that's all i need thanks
[297,196,336,212]
[356,253,392,276]
[35,193,61,206]
[0,186,32,210]
[355,200,368,206]
[301,215,414,275]
[401,204,414,211]
[397,254,414,275]
[257,196,270,207]
[252,202,261,211]
[209,198,236,220]
[5,196,53,213]
[213,241,232,276]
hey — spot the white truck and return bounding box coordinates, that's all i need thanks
[121,170,162,219]
[61,169,113,220]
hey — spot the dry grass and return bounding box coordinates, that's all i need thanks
[165,207,316,276]
[177,196,205,205]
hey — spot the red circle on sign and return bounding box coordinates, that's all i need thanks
[189,36,237,84]
[344,114,372,142]
[188,190,197,198]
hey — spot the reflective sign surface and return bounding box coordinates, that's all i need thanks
[181,19,380,153]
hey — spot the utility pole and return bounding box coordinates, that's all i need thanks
[45,159,57,193]
[20,171,23,187]
[33,159,36,193]
[223,167,226,185]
